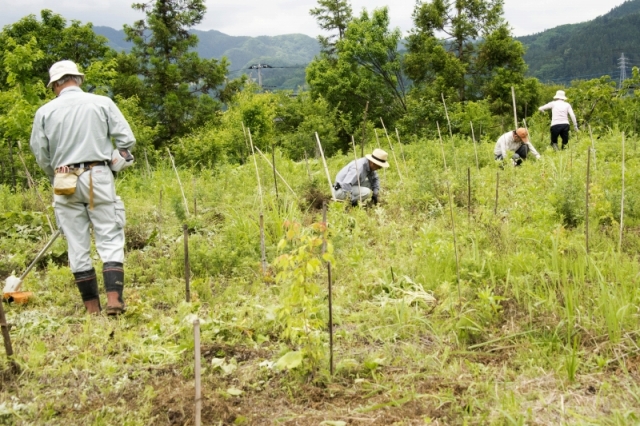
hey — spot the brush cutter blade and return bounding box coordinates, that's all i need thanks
[3,275,22,293]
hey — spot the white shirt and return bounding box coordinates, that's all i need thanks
[538,100,578,129]
[30,87,135,180]
[493,131,541,159]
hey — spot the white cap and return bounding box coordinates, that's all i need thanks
[47,60,84,88]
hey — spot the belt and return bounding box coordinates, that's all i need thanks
[67,160,109,169]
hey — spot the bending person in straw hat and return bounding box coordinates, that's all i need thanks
[333,148,390,207]
[538,90,579,151]
[493,128,541,167]
[30,60,136,316]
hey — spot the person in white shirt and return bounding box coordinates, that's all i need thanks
[538,90,579,150]
[493,128,541,166]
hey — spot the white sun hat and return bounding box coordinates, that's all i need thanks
[365,148,390,168]
[553,90,568,100]
[47,60,84,88]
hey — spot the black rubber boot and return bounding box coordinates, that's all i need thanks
[103,262,125,316]
[74,268,101,315]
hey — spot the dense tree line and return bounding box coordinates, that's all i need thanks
[0,0,639,189]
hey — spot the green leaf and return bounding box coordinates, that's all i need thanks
[275,351,303,370]
[226,388,243,396]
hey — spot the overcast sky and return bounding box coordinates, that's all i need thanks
[0,0,624,38]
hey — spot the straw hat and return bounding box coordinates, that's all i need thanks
[515,128,529,143]
[553,90,568,100]
[366,148,390,168]
[47,60,84,88]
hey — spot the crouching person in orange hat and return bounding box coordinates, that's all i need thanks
[493,128,541,167]
[333,148,390,207]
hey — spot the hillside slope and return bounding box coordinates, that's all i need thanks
[518,0,640,84]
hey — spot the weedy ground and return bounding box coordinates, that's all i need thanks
[1,125,640,425]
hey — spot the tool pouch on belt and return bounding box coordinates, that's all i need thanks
[53,168,83,195]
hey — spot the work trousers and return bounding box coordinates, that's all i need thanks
[495,144,529,161]
[335,180,372,202]
[54,165,126,273]
[550,124,570,148]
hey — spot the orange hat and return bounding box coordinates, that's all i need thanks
[515,128,529,142]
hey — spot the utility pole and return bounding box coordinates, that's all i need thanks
[618,53,628,87]
[248,63,273,88]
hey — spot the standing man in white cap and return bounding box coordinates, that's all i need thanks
[333,148,390,206]
[538,90,579,151]
[30,60,136,316]
[494,128,541,167]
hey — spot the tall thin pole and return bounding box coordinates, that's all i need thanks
[619,132,625,252]
[193,319,202,426]
[588,124,597,176]
[254,147,297,196]
[441,93,453,139]
[184,224,190,302]
[470,121,479,172]
[315,132,337,201]
[585,148,591,255]
[379,118,404,182]
[321,202,328,255]
[0,297,14,359]
[271,145,280,203]
[260,213,267,274]
[511,86,518,129]
[328,261,334,376]
[447,181,462,305]
[247,129,264,209]
[167,148,189,216]
[437,122,448,170]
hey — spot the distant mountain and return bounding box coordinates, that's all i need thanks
[517,0,640,85]
[94,26,320,90]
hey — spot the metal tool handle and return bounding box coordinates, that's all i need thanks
[19,230,61,281]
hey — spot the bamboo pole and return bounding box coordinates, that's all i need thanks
[374,129,385,185]
[441,93,453,139]
[619,132,625,252]
[315,132,337,201]
[193,319,202,426]
[254,147,297,196]
[447,181,462,305]
[259,213,267,274]
[241,122,250,161]
[470,121,479,172]
[394,128,409,175]
[511,86,518,129]
[379,118,404,182]
[247,129,264,209]
[437,122,448,170]
[351,135,362,204]
[328,261,334,376]
[494,172,499,215]
[184,224,191,302]
[586,148,591,255]
[167,148,190,216]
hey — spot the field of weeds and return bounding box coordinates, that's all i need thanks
[1,127,640,425]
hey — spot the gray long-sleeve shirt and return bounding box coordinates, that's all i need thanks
[335,157,380,200]
[30,86,136,180]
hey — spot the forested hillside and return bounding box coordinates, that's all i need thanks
[518,0,640,84]
[94,26,319,90]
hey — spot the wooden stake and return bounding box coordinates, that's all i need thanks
[447,181,462,305]
[328,261,334,376]
[467,167,471,222]
[586,148,591,255]
[315,132,337,201]
[494,172,499,216]
[184,224,191,302]
[0,296,14,360]
[254,147,297,196]
[470,121,479,172]
[247,129,264,209]
[361,101,369,157]
[441,93,453,139]
[271,146,280,203]
[167,148,190,216]
[260,212,267,274]
[379,118,404,182]
[619,132,625,252]
[193,319,202,426]
[437,122,448,170]
[351,135,362,203]
[511,86,518,129]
